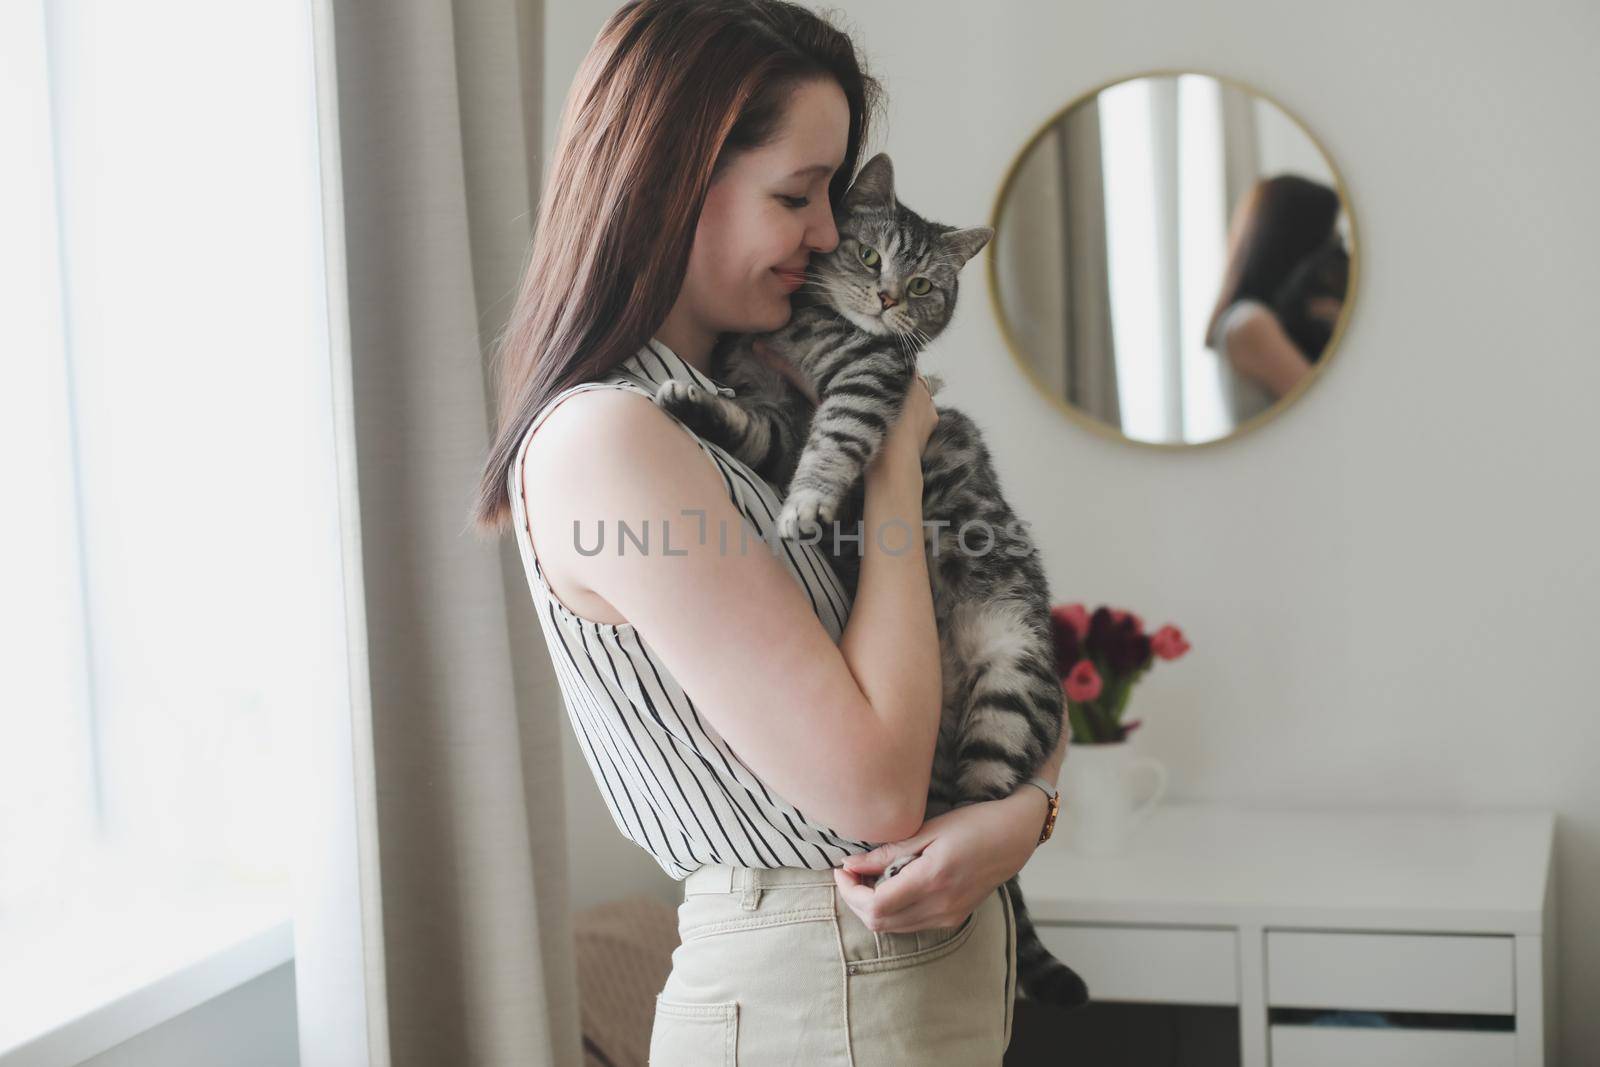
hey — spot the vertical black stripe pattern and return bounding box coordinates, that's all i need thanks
[506,342,879,880]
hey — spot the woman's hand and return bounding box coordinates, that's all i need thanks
[832,786,1049,932]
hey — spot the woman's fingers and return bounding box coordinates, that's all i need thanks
[833,865,882,924]
[834,851,951,933]
[842,826,936,874]
[880,853,920,879]
[840,847,887,875]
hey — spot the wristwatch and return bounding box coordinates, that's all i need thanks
[1023,776,1060,844]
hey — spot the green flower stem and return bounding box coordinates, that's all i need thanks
[1066,702,1096,745]
[1066,651,1163,742]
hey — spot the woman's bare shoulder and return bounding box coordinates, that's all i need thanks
[521,385,675,476]
[518,386,689,623]
[1217,298,1275,340]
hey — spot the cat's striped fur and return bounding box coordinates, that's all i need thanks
[653,152,1089,1010]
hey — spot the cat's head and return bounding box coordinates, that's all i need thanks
[804,153,992,348]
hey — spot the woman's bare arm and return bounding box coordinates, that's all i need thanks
[1222,304,1313,399]
[835,395,942,829]
[834,699,1071,933]
[523,385,940,843]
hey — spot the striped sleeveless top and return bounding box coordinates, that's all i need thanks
[506,337,878,880]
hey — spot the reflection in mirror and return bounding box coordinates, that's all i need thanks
[990,72,1356,447]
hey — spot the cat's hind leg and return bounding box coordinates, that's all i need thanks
[948,598,1063,804]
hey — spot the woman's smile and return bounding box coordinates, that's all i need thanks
[771,267,807,291]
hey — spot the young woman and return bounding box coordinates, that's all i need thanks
[1205,174,1349,417]
[472,1,1067,1061]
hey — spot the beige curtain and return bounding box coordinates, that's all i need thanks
[1218,83,1262,232]
[1216,84,1274,425]
[302,2,579,1065]
[1055,101,1120,425]
[994,106,1118,425]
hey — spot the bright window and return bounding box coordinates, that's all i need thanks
[1099,74,1231,442]
[0,0,341,1050]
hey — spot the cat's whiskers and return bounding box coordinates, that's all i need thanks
[799,279,865,310]
[893,320,930,350]
[798,268,845,289]
[895,328,919,367]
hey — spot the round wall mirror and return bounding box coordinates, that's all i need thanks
[988,70,1358,448]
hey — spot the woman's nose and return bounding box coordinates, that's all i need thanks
[809,207,839,254]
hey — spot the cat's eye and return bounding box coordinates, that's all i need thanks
[908,277,931,297]
[858,245,881,269]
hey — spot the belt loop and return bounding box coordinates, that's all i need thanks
[739,866,763,910]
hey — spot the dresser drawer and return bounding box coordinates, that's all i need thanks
[1270,1025,1516,1067]
[1036,924,1237,1005]
[1266,931,1514,1014]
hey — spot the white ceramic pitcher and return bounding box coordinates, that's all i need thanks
[1057,740,1167,856]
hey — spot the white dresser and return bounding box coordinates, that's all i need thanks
[1017,803,1557,1066]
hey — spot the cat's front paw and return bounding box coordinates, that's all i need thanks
[654,379,710,418]
[777,487,839,541]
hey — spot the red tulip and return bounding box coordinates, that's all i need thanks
[1063,659,1102,702]
[1151,625,1190,661]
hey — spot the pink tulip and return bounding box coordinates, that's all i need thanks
[1063,659,1102,702]
[1151,625,1190,661]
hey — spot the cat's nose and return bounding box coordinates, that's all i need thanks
[879,291,897,310]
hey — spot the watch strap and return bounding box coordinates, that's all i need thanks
[1022,776,1060,844]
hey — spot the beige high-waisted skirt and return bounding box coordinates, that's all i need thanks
[648,862,1017,1065]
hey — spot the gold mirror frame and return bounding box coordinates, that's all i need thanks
[985,67,1361,451]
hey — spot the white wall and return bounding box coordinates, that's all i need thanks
[543,1,1600,1060]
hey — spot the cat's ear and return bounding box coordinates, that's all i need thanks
[939,225,994,268]
[844,152,896,213]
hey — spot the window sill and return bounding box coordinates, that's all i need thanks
[0,879,294,1067]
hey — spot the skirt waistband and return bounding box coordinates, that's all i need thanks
[683,863,838,897]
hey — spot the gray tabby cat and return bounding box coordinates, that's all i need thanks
[653,152,1089,1011]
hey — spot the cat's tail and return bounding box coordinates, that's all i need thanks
[1004,874,1090,1010]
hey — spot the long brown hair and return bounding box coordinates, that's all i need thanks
[470,0,883,536]
[1203,174,1340,349]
